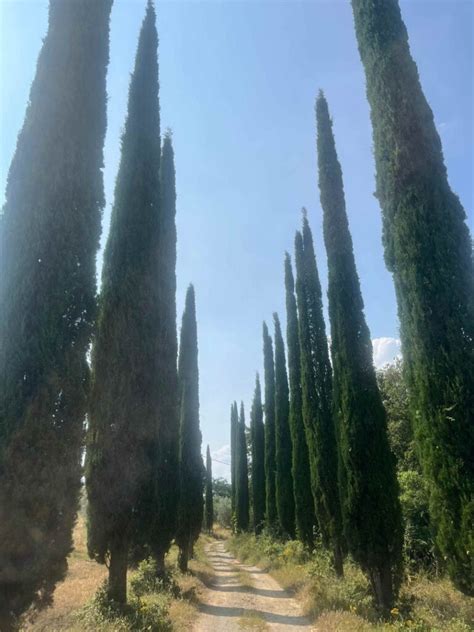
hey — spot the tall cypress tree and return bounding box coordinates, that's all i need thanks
[230,401,238,526]
[263,322,278,532]
[205,445,214,534]
[235,402,250,532]
[351,0,474,594]
[273,313,295,539]
[284,253,315,548]
[294,214,344,577]
[317,92,402,610]
[85,3,161,604]
[250,374,266,535]
[176,285,204,572]
[0,1,112,623]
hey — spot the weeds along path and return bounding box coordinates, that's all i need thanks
[193,540,313,632]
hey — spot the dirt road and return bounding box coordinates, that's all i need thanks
[193,540,313,632]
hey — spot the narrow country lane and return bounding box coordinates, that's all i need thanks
[193,540,314,632]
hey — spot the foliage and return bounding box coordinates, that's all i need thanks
[284,253,315,548]
[294,214,344,575]
[0,1,112,623]
[273,313,295,539]
[176,286,204,572]
[235,403,250,532]
[317,92,402,610]
[262,322,278,532]
[213,477,232,498]
[351,0,474,594]
[214,496,233,528]
[250,374,266,535]
[230,401,238,521]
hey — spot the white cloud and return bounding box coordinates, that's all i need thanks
[372,337,401,368]
[210,444,231,481]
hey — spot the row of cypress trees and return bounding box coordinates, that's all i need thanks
[229,0,472,609]
[1,1,206,623]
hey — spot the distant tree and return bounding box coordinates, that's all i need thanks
[176,285,204,572]
[205,446,214,533]
[351,0,474,594]
[263,322,278,532]
[0,1,112,623]
[284,253,315,548]
[85,3,161,606]
[213,477,232,499]
[235,403,250,532]
[250,374,266,535]
[230,401,238,527]
[317,92,402,610]
[294,214,344,577]
[273,313,295,539]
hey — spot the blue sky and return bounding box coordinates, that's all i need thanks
[1,0,472,479]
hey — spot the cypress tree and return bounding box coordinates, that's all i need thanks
[263,322,278,532]
[235,402,250,532]
[85,3,161,604]
[273,313,295,539]
[250,374,266,535]
[317,92,403,610]
[205,445,214,534]
[0,1,112,623]
[351,0,474,594]
[151,132,180,572]
[294,214,344,577]
[176,285,204,572]
[230,401,238,526]
[284,253,315,549]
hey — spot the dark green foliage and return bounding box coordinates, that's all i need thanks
[351,0,474,594]
[317,92,402,609]
[284,254,315,548]
[176,285,204,572]
[273,313,295,539]
[263,322,278,532]
[294,215,344,577]
[86,3,161,604]
[0,1,112,623]
[205,446,214,533]
[250,374,266,535]
[230,401,238,523]
[235,403,250,532]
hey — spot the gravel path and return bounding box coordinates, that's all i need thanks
[193,540,314,632]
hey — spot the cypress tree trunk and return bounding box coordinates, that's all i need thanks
[176,286,204,571]
[108,537,129,605]
[284,253,315,549]
[294,214,344,578]
[236,403,250,532]
[250,374,266,535]
[263,322,278,532]
[316,93,402,610]
[85,3,161,603]
[273,313,295,539]
[205,445,214,533]
[351,0,473,594]
[0,0,112,620]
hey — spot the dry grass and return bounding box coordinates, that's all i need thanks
[238,609,269,630]
[236,568,254,589]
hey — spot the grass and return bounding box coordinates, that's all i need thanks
[236,568,254,589]
[228,533,474,632]
[238,609,268,630]
[22,515,215,632]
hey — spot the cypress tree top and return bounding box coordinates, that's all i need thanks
[352,0,474,593]
[0,0,112,620]
[317,91,402,609]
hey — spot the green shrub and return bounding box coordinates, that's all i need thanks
[130,558,181,598]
